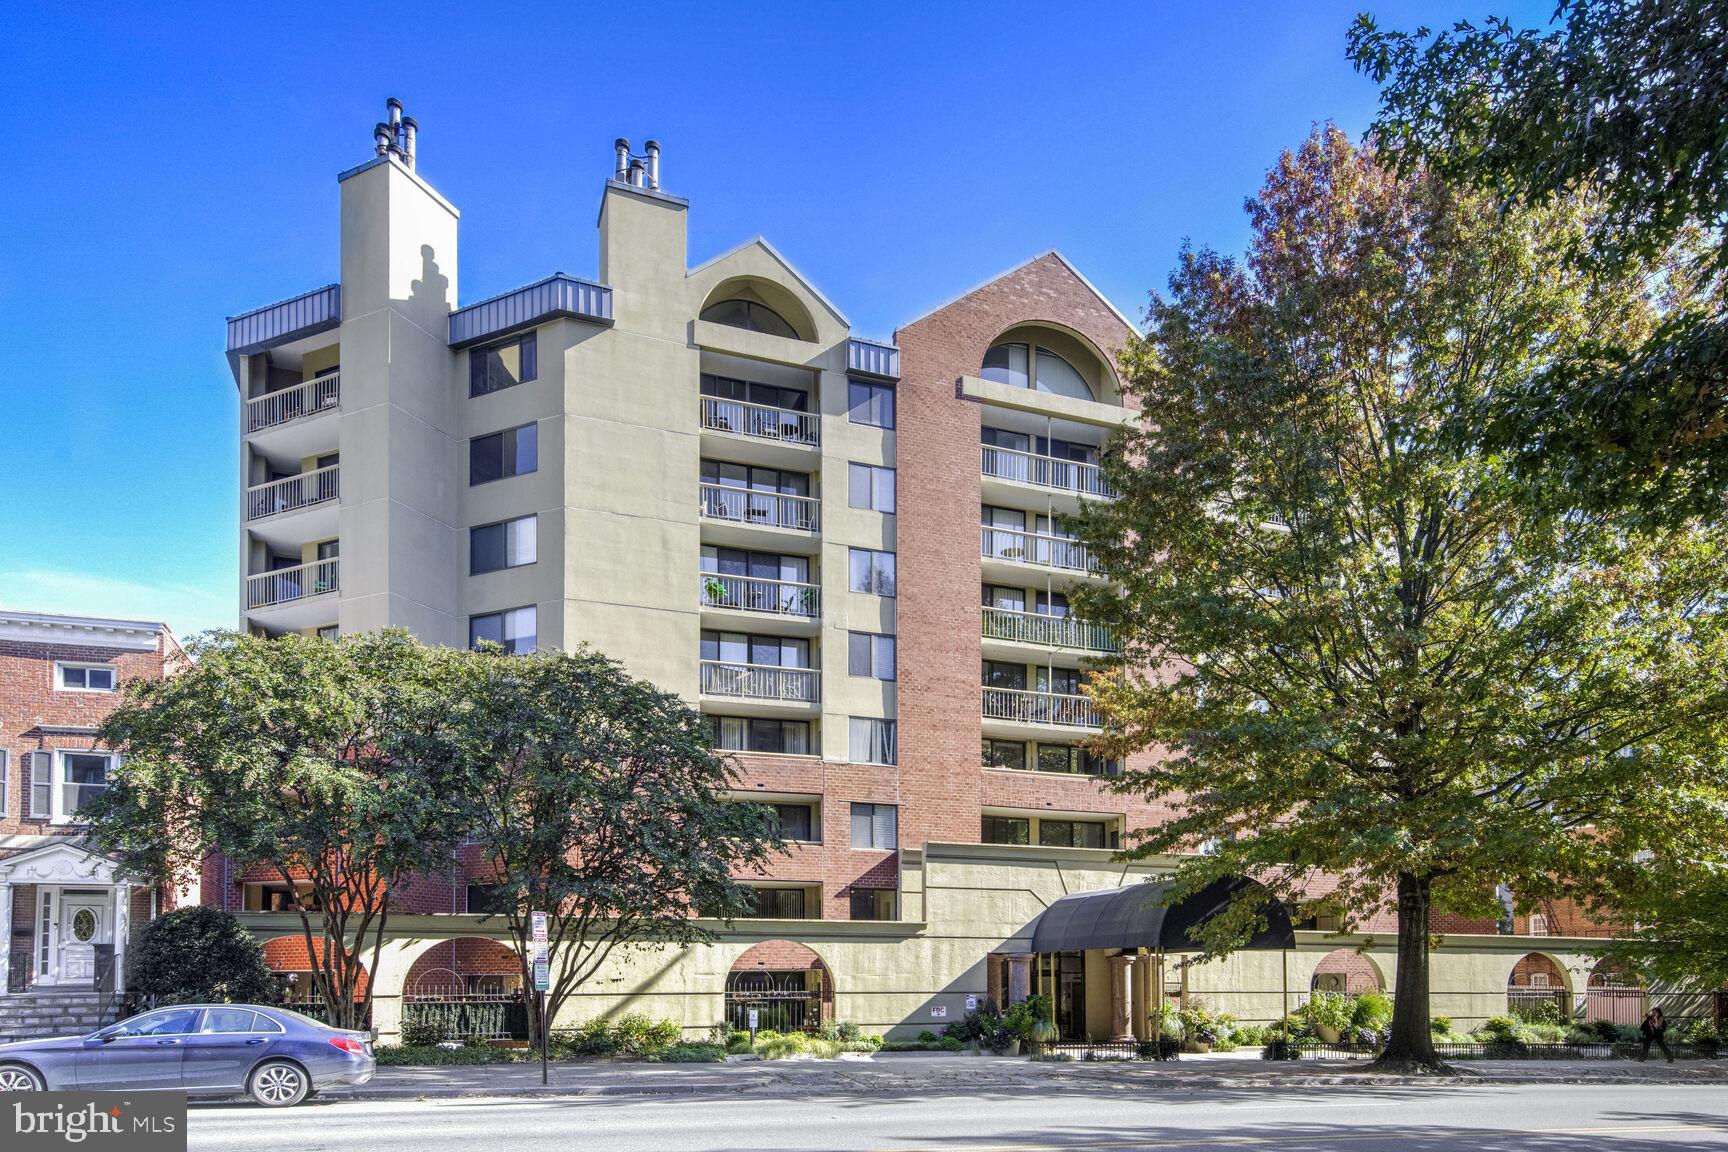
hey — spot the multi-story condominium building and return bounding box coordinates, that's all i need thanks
[0,611,185,1038]
[220,103,1640,1043]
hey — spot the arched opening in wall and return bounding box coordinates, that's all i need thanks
[402,938,529,1042]
[1584,957,1646,1027]
[726,940,832,1033]
[1309,949,1384,995]
[261,935,370,1020]
[699,277,818,342]
[1506,953,1571,1025]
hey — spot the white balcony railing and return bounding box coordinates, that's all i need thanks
[699,572,821,619]
[700,397,820,447]
[246,465,339,522]
[982,686,1102,729]
[699,661,820,703]
[699,483,820,533]
[246,558,339,610]
[981,606,1116,653]
[981,444,1115,498]
[246,374,340,434]
[980,526,1098,574]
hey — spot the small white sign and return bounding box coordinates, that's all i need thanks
[930,1005,948,1019]
[965,995,978,1011]
[747,1009,759,1030]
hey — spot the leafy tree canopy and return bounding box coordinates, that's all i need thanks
[1073,126,1728,1068]
[1349,1,1728,517]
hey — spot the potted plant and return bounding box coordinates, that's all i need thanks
[1023,994,1058,1054]
[702,576,730,606]
[1301,992,1354,1044]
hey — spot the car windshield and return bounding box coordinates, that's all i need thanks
[108,1008,200,1038]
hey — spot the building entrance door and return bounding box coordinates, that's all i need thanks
[58,894,110,985]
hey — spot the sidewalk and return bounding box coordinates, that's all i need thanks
[335,1051,1728,1101]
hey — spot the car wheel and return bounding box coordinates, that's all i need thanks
[0,1064,44,1092]
[248,1061,310,1108]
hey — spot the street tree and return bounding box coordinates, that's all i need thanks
[87,630,463,1030]
[1349,1,1728,518]
[1072,126,1728,1069]
[442,645,783,1043]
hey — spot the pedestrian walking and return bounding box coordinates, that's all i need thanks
[1639,1007,1673,1063]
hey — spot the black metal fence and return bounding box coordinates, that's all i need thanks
[402,996,529,1041]
[1293,1039,1721,1061]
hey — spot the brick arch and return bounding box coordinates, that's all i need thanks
[726,940,833,1030]
[403,937,524,999]
[1505,951,1574,998]
[1310,948,1385,994]
[261,935,371,999]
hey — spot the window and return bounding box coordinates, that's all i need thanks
[59,752,110,820]
[700,460,810,497]
[850,802,898,849]
[470,422,539,485]
[470,332,537,397]
[848,718,897,766]
[1038,819,1111,850]
[242,882,318,912]
[981,342,1095,401]
[707,716,811,755]
[847,463,895,513]
[982,660,1028,691]
[767,802,816,842]
[470,606,537,654]
[848,548,896,596]
[471,515,538,574]
[847,632,896,681]
[741,886,808,919]
[847,379,895,428]
[700,298,799,339]
[700,374,808,412]
[982,342,1029,389]
[0,750,6,816]
[201,1008,266,1034]
[850,888,898,921]
[701,631,810,669]
[982,739,1027,771]
[28,752,51,819]
[466,884,515,915]
[982,815,1031,845]
[1034,744,1119,777]
[56,663,115,692]
[111,1009,201,1039]
[983,585,1027,612]
[316,625,339,641]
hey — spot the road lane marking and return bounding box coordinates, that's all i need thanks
[874,1123,1723,1151]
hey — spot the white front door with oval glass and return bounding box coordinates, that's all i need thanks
[58,896,109,984]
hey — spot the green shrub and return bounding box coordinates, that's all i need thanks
[1684,1018,1719,1043]
[377,1044,529,1066]
[1518,1022,1568,1044]
[1564,1024,1603,1045]
[612,1012,680,1056]
[1510,998,1567,1027]
[819,1020,863,1043]
[1030,1052,1073,1062]
[1430,1015,1453,1036]
[937,1035,964,1051]
[1299,992,1355,1035]
[1476,1014,1520,1041]
[726,1030,752,1053]
[1231,1024,1270,1046]
[648,1043,726,1063]
[1351,992,1393,1032]
[916,1030,940,1044]
[399,1017,451,1047]
[755,1032,842,1060]
[1590,1019,1623,1043]
[127,907,278,1007]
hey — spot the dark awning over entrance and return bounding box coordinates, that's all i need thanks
[1029,876,1295,953]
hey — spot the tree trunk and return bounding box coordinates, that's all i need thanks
[1377,871,1447,1071]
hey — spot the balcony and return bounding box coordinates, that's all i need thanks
[699,483,820,536]
[981,606,1116,654]
[981,444,1115,499]
[982,686,1102,731]
[980,526,1100,578]
[246,558,339,610]
[700,661,820,704]
[700,397,819,448]
[247,374,340,434]
[699,572,821,624]
[246,465,339,522]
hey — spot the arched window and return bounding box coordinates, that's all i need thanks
[980,342,1094,401]
[701,298,799,339]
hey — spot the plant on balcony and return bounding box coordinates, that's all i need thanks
[701,576,730,605]
[1066,125,1728,1073]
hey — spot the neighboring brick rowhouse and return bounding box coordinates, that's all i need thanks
[893,252,1167,849]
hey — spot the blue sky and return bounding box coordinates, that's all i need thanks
[0,1,1553,639]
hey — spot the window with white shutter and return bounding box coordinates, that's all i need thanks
[849,802,897,850]
[28,751,53,819]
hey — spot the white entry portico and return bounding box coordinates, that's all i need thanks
[0,841,131,995]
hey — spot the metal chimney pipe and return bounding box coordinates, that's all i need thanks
[627,158,645,187]
[401,117,418,170]
[643,140,660,190]
[614,138,631,182]
[386,98,404,130]
[374,122,395,157]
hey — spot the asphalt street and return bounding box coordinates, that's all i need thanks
[188,1083,1728,1151]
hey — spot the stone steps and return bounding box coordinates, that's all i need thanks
[0,992,118,1041]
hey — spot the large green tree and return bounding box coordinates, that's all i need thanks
[1349,0,1728,517]
[440,645,783,1043]
[88,630,464,1030]
[1073,127,1728,1069]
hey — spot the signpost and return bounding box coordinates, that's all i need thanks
[531,911,550,1085]
[747,1007,759,1046]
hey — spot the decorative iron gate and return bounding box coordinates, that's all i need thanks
[724,970,821,1032]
